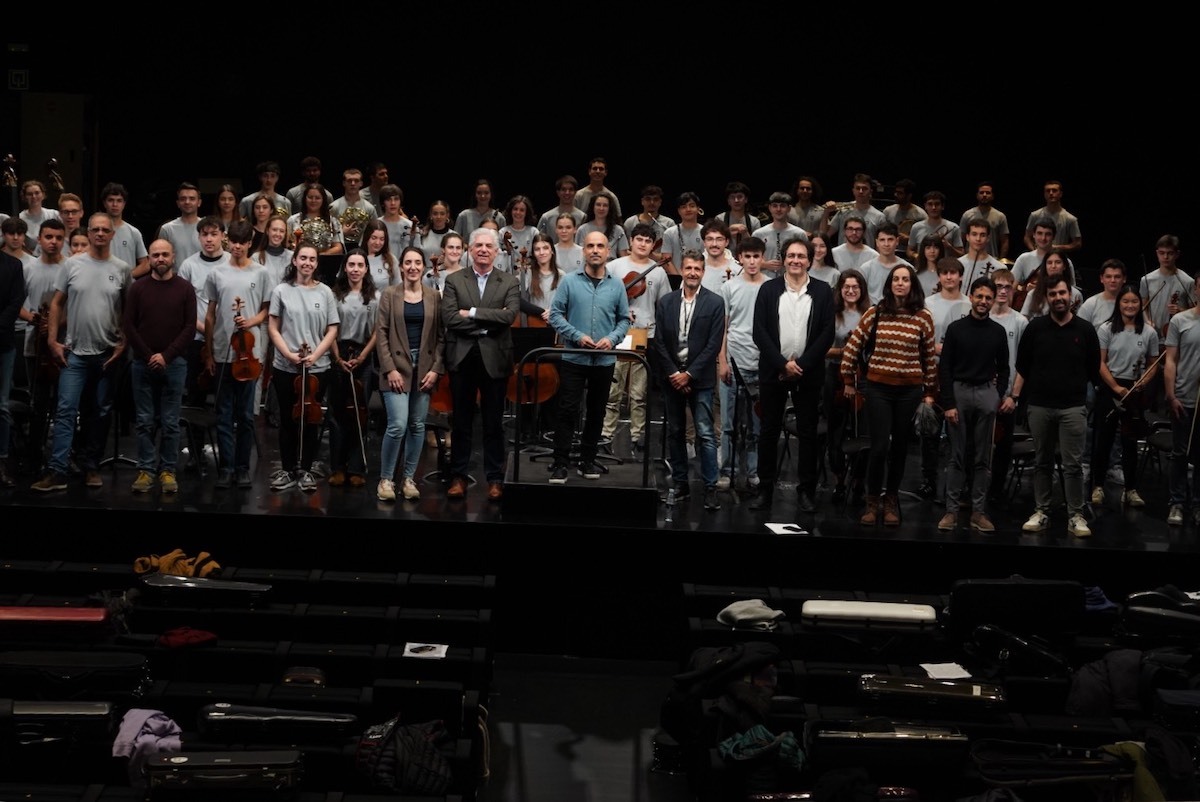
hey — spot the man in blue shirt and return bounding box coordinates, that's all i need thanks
[548,231,631,483]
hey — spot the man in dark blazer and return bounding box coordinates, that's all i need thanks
[652,249,726,510]
[751,237,835,513]
[441,227,520,501]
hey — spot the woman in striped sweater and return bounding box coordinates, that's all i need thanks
[839,264,938,526]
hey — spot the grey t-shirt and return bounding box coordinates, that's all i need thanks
[335,290,378,346]
[203,262,272,361]
[270,281,340,373]
[1098,321,1159,382]
[1166,310,1200,404]
[55,253,130,355]
[721,276,765,369]
[179,252,230,342]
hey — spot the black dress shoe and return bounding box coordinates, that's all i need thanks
[917,480,937,500]
[749,491,773,511]
[831,484,846,504]
[796,490,816,513]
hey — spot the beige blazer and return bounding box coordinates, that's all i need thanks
[375,284,445,390]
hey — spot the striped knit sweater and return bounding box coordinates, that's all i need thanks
[839,305,938,393]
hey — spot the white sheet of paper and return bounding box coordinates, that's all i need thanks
[617,335,634,350]
[404,642,449,659]
[766,523,809,535]
[921,662,972,679]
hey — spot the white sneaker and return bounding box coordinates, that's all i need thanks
[715,476,731,491]
[1068,513,1092,537]
[1022,510,1049,532]
[269,469,296,491]
[297,470,317,493]
[1168,504,1185,525]
[748,474,761,488]
[401,477,420,500]
[1090,486,1105,504]
[377,479,396,501]
[1123,489,1145,507]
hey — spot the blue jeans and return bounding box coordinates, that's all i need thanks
[665,384,717,487]
[380,351,432,481]
[215,363,258,473]
[48,350,118,474]
[719,368,759,480]
[131,357,187,473]
[0,347,13,459]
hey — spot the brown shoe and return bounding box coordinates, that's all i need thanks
[487,481,504,502]
[937,512,957,531]
[348,474,366,488]
[970,512,996,533]
[447,477,467,499]
[328,471,346,487]
[860,495,880,526]
[85,470,103,488]
[882,493,901,526]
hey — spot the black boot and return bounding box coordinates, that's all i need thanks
[0,459,12,488]
[749,489,773,511]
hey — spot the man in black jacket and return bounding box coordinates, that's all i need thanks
[652,250,726,510]
[750,238,835,513]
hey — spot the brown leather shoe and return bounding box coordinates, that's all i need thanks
[860,495,880,526]
[348,474,366,488]
[447,477,467,499]
[882,493,901,526]
[328,470,346,487]
[487,481,504,502]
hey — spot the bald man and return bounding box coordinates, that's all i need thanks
[123,239,196,494]
[547,230,630,483]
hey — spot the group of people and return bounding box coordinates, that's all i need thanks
[3,161,1195,537]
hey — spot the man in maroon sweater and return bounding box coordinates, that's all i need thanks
[123,239,196,494]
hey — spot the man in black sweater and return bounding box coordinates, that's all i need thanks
[937,277,1009,533]
[1013,275,1102,537]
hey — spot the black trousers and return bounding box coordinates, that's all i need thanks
[553,360,615,465]
[758,379,821,494]
[449,346,508,483]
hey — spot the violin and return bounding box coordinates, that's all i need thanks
[292,343,324,425]
[229,297,262,382]
[623,238,668,301]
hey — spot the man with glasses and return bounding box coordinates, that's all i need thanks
[31,213,131,492]
[822,173,886,246]
[830,216,878,274]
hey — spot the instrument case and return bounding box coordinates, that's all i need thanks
[139,574,272,608]
[0,605,112,641]
[969,738,1135,788]
[0,700,116,780]
[799,600,938,633]
[858,673,1007,715]
[803,717,970,782]
[196,703,358,744]
[144,749,302,796]
[0,651,150,702]
[947,577,1085,640]
[1118,586,1200,641]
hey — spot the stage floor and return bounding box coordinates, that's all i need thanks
[6,406,1200,558]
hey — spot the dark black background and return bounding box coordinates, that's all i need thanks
[3,29,1192,285]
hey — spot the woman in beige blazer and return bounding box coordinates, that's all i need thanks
[375,246,445,501]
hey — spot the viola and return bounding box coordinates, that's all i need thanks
[292,343,324,425]
[229,297,262,382]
